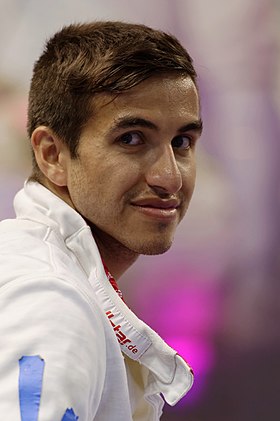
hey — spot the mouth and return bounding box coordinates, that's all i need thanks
[130,198,180,220]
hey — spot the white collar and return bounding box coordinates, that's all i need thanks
[15,181,194,405]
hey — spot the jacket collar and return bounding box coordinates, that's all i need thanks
[15,181,194,406]
[14,181,86,240]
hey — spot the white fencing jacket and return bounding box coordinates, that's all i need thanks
[0,181,193,421]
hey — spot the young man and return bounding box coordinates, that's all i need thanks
[0,22,202,420]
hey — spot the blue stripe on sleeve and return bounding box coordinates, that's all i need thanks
[61,408,79,420]
[18,355,45,421]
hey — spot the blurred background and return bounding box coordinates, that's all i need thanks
[0,1,279,419]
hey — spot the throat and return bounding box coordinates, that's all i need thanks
[89,225,139,279]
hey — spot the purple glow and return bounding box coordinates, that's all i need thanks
[167,337,216,375]
[134,273,223,406]
[166,336,216,406]
[159,283,222,336]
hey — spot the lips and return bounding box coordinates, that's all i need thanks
[131,198,180,208]
[130,197,180,220]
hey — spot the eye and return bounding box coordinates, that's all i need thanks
[118,132,143,146]
[171,135,192,150]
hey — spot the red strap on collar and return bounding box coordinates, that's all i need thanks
[103,262,124,301]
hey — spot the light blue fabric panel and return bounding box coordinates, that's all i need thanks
[61,408,79,420]
[18,355,45,421]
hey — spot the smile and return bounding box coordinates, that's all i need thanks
[130,198,180,220]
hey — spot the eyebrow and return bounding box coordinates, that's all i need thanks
[178,119,203,134]
[110,116,203,135]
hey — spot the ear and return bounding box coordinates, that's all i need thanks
[31,126,69,187]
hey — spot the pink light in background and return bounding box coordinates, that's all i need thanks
[160,279,221,405]
[157,278,223,336]
[167,337,216,405]
[132,267,224,406]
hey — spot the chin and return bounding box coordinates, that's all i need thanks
[133,239,173,256]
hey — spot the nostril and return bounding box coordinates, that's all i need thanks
[148,185,173,198]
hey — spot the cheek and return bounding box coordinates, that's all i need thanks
[105,158,143,193]
[181,158,196,193]
[67,167,88,208]
[73,158,139,205]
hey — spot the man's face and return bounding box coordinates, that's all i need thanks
[66,73,201,256]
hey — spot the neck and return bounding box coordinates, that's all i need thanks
[90,225,139,280]
[37,177,74,208]
[38,178,137,278]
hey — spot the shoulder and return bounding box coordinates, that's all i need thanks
[0,217,92,290]
[0,274,108,420]
[0,218,53,279]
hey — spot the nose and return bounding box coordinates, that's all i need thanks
[145,145,182,195]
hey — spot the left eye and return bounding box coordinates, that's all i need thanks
[119,132,143,146]
[171,135,191,150]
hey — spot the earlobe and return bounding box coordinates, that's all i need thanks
[31,126,68,187]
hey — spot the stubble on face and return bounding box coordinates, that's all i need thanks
[65,74,200,274]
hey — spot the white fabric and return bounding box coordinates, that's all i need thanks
[0,181,193,421]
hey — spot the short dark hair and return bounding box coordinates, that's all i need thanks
[28,21,197,175]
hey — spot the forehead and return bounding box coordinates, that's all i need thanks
[88,74,200,129]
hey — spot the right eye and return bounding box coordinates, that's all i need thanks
[171,135,192,150]
[118,132,143,146]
